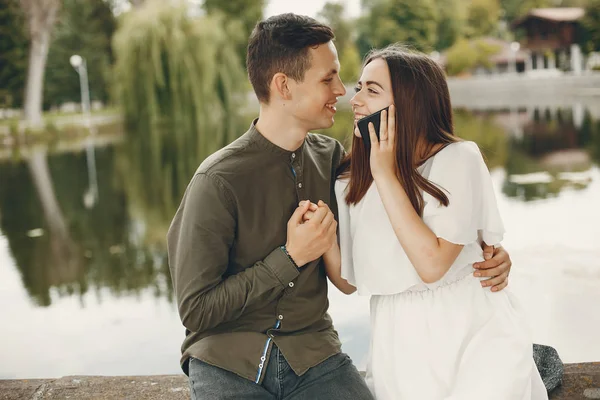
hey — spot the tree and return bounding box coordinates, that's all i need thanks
[317,2,361,82]
[581,0,600,52]
[113,0,247,203]
[445,38,502,75]
[318,2,353,59]
[466,0,501,38]
[500,0,553,22]
[359,0,439,54]
[339,43,362,83]
[19,0,61,127]
[435,0,467,50]
[43,0,116,109]
[203,0,265,65]
[0,0,28,108]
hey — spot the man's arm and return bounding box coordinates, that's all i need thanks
[473,244,512,292]
[167,173,299,334]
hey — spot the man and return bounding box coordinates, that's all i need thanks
[167,13,512,400]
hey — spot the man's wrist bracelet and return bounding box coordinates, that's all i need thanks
[280,245,299,268]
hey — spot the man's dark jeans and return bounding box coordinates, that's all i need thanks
[188,346,374,400]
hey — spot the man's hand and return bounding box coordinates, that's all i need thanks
[285,200,337,267]
[301,200,319,222]
[473,243,512,292]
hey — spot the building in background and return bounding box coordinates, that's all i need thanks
[511,8,586,75]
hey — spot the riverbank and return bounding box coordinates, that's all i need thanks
[1,363,598,400]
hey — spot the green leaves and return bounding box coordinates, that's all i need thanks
[581,0,600,52]
[445,38,502,75]
[0,0,28,107]
[43,0,116,108]
[360,0,439,53]
[112,0,247,216]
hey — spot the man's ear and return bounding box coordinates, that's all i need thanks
[271,72,292,101]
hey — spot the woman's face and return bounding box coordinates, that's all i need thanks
[350,58,395,138]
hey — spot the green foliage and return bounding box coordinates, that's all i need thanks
[204,0,264,38]
[339,43,362,83]
[203,0,264,65]
[0,0,28,108]
[318,2,353,59]
[445,38,502,75]
[113,0,247,211]
[581,0,600,52]
[465,0,501,38]
[358,0,439,54]
[500,0,553,22]
[317,1,361,83]
[445,38,477,75]
[435,0,467,50]
[43,0,116,109]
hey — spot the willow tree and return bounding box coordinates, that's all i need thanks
[113,0,246,238]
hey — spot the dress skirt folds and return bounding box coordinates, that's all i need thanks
[335,141,548,400]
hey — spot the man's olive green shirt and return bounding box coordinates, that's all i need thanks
[167,121,346,384]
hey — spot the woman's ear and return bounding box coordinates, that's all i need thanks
[271,73,292,101]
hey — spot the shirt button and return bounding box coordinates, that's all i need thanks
[288,282,294,288]
[291,153,296,159]
[278,314,284,320]
[298,183,302,188]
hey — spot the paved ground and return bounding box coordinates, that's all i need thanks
[1,363,598,399]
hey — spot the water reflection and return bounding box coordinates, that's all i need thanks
[0,146,173,307]
[503,109,599,201]
[0,105,599,377]
[1,107,598,305]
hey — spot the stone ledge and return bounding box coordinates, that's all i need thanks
[1,363,598,399]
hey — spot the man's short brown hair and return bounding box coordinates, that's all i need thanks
[247,13,335,104]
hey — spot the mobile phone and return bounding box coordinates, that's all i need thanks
[357,106,389,151]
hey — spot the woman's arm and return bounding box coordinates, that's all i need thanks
[366,106,463,284]
[374,174,463,284]
[322,240,356,295]
[301,200,357,294]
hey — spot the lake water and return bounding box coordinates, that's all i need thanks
[1,106,600,379]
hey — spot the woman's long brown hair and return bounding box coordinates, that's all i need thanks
[338,45,458,215]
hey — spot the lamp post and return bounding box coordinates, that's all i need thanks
[69,55,92,128]
[510,42,520,74]
[70,54,98,208]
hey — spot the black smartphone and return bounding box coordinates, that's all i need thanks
[357,106,389,151]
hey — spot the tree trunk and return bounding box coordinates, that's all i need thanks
[28,149,69,240]
[28,148,81,285]
[20,0,60,128]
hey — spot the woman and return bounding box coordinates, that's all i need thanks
[309,46,548,399]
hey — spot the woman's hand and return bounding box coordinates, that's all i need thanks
[473,244,512,292]
[300,200,320,222]
[365,104,397,180]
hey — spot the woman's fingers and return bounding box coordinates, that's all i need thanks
[368,122,378,150]
[380,108,388,141]
[302,210,315,221]
[480,271,509,290]
[388,104,396,148]
[491,279,508,292]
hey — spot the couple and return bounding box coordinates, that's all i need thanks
[167,13,547,400]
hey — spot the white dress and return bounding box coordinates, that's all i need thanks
[335,141,548,400]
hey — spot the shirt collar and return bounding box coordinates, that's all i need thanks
[247,119,305,161]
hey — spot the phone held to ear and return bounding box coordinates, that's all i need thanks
[357,106,390,151]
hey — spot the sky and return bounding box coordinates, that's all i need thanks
[265,0,362,19]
